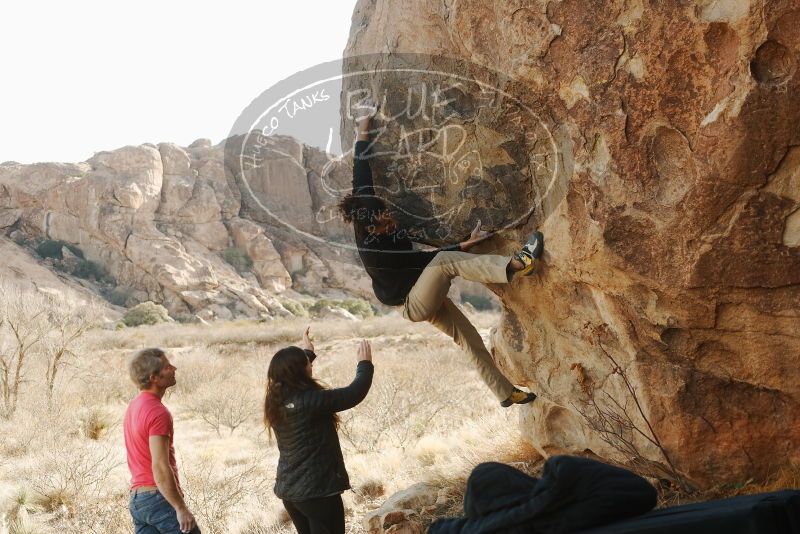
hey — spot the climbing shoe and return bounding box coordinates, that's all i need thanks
[512,231,544,276]
[500,388,537,408]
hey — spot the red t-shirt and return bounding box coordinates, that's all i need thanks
[123,391,181,491]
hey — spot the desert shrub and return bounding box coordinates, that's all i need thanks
[339,298,375,317]
[30,442,120,511]
[223,247,253,274]
[309,298,374,318]
[461,294,497,311]
[0,300,47,418]
[338,374,450,452]
[72,259,113,283]
[572,323,690,491]
[187,387,255,436]
[56,494,132,534]
[35,239,65,259]
[4,487,40,529]
[122,301,171,327]
[0,284,93,418]
[101,286,131,307]
[35,239,83,260]
[75,407,116,440]
[41,297,102,410]
[353,478,385,502]
[182,456,266,534]
[307,299,330,315]
[239,510,292,534]
[174,312,195,323]
[11,232,28,246]
[171,349,225,397]
[414,435,452,467]
[280,299,307,317]
[0,402,55,458]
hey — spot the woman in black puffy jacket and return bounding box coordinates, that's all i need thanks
[264,327,374,534]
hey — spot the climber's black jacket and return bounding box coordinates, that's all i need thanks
[352,140,459,306]
[429,455,657,533]
[272,355,373,502]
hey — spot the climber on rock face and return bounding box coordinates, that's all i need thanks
[337,98,543,407]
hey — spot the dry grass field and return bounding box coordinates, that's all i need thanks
[0,309,533,534]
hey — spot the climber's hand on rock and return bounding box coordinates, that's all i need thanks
[354,98,378,123]
[469,219,490,242]
[460,220,491,251]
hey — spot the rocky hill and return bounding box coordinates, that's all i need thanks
[343,0,800,486]
[0,136,376,321]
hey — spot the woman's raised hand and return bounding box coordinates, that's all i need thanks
[302,325,314,352]
[357,339,372,363]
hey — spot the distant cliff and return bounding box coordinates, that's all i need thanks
[0,136,373,321]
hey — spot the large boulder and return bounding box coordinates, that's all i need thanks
[364,482,437,534]
[344,0,800,486]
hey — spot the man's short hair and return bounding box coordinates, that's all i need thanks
[129,348,166,389]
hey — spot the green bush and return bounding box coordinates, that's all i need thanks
[308,299,335,316]
[122,301,172,327]
[280,299,308,317]
[339,298,375,318]
[223,247,253,273]
[11,233,27,246]
[309,298,374,318]
[35,239,83,260]
[72,259,113,283]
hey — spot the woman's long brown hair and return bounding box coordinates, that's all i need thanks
[263,346,337,438]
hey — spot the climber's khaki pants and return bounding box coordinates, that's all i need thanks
[402,251,515,401]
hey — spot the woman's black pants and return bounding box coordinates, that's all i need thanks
[282,494,345,534]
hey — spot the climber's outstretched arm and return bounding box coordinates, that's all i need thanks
[352,140,375,196]
[411,220,490,253]
[351,99,378,196]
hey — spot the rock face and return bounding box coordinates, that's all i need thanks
[344,0,800,485]
[364,482,438,534]
[0,138,366,320]
[0,236,119,320]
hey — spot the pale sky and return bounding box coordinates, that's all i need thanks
[0,0,358,164]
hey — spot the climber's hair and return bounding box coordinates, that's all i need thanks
[337,193,391,225]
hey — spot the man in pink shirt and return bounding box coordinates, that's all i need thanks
[124,347,201,533]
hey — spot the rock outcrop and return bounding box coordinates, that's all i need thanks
[0,137,366,320]
[0,235,119,319]
[364,482,439,534]
[344,0,800,485]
